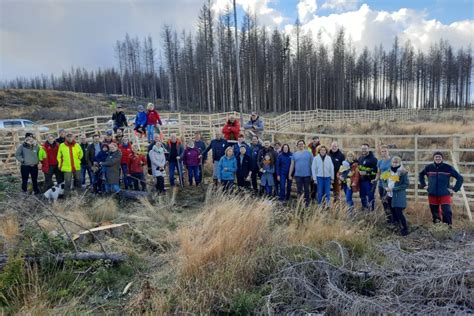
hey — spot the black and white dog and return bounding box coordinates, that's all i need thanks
[43,183,65,201]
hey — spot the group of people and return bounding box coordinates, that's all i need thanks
[15,108,464,236]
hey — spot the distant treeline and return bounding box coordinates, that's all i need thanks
[2,3,472,112]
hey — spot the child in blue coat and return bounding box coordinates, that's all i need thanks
[134,105,147,137]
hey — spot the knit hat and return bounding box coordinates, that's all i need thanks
[138,105,144,111]
[433,151,443,158]
[25,132,34,138]
[106,130,113,136]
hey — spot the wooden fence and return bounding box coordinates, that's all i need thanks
[1,108,473,214]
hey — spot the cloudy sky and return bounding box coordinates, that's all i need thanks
[1,0,473,80]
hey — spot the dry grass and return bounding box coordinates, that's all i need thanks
[87,197,119,223]
[0,213,20,247]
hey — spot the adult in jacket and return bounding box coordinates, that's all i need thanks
[243,112,264,139]
[101,143,122,193]
[42,134,63,189]
[57,133,83,195]
[249,136,263,194]
[328,141,345,201]
[15,133,41,194]
[201,130,229,185]
[358,143,378,211]
[311,145,335,205]
[217,147,237,191]
[276,144,293,201]
[165,134,184,187]
[222,115,241,141]
[112,104,128,133]
[236,145,252,189]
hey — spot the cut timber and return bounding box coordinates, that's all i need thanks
[0,252,128,269]
[73,223,131,243]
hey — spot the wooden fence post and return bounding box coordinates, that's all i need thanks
[452,134,460,164]
[414,134,419,204]
[94,117,98,131]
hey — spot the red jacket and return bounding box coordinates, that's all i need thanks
[222,120,241,141]
[43,141,59,166]
[127,153,147,174]
[147,110,161,126]
[119,144,133,165]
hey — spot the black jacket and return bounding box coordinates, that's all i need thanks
[358,151,378,181]
[202,138,229,162]
[419,162,463,196]
[236,153,251,179]
[329,149,345,178]
[112,111,128,128]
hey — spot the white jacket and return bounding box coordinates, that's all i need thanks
[312,154,334,181]
[149,149,167,177]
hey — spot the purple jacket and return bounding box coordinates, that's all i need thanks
[183,147,201,167]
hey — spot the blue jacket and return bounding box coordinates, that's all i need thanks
[236,153,251,179]
[419,162,463,197]
[233,142,250,157]
[389,170,410,209]
[249,143,262,171]
[203,138,229,162]
[135,111,147,128]
[217,155,237,181]
[276,152,293,177]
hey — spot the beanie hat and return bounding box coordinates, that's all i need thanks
[25,132,34,138]
[433,151,443,158]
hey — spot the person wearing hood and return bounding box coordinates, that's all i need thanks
[112,104,128,133]
[134,105,147,137]
[183,140,201,186]
[79,135,93,187]
[236,145,252,189]
[146,103,162,143]
[164,134,184,187]
[217,147,237,191]
[42,134,63,190]
[382,156,409,236]
[249,136,263,194]
[243,112,264,139]
[339,151,360,213]
[222,115,241,141]
[15,133,41,194]
[57,133,84,195]
[201,130,229,185]
[358,143,378,211]
[127,144,147,191]
[119,136,133,189]
[276,144,293,201]
[92,143,109,193]
[101,142,122,193]
[419,152,463,226]
[312,145,335,205]
[149,142,167,193]
[328,141,345,201]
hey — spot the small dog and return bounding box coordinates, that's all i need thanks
[43,183,65,201]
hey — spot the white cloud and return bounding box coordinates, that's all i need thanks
[297,0,318,23]
[212,0,284,27]
[321,0,359,12]
[285,4,474,52]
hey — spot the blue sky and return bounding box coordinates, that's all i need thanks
[1,0,473,80]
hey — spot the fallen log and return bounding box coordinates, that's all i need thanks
[0,251,128,269]
[73,223,131,244]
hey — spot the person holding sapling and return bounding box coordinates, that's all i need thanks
[358,143,378,211]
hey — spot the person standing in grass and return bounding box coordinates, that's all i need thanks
[358,143,378,211]
[194,132,207,184]
[289,140,313,206]
[260,153,276,196]
[382,156,409,236]
[308,136,321,201]
[149,142,167,194]
[127,144,147,191]
[236,145,252,190]
[92,143,109,194]
[312,145,334,206]
[79,135,93,187]
[249,136,263,194]
[419,152,463,226]
[339,151,360,213]
[146,103,162,143]
[165,134,184,187]
[42,134,62,189]
[328,141,345,201]
[57,133,83,195]
[118,136,133,189]
[183,139,201,186]
[217,147,237,192]
[276,144,293,201]
[15,132,41,194]
[201,130,229,186]
[101,142,122,193]
[376,145,392,222]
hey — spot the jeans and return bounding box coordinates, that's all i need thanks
[187,165,200,185]
[131,172,146,191]
[64,171,82,194]
[279,174,292,201]
[120,164,131,189]
[147,125,155,143]
[295,176,311,206]
[21,165,39,194]
[44,164,62,190]
[430,204,452,225]
[105,183,120,193]
[81,164,93,186]
[360,180,375,211]
[169,161,182,186]
[261,184,273,196]
[316,177,331,205]
[343,184,354,211]
[250,169,260,193]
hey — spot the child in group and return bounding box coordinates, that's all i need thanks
[119,136,133,189]
[127,144,147,191]
[134,105,147,138]
[92,143,109,194]
[183,140,201,186]
[148,141,167,194]
[146,103,162,143]
[339,151,360,213]
[260,153,275,196]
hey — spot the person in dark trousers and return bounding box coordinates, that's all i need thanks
[101,142,122,193]
[43,134,63,189]
[183,140,201,186]
[118,136,133,189]
[289,140,313,206]
[260,153,276,196]
[127,144,147,191]
[243,111,264,139]
[79,135,93,187]
[165,134,184,187]
[146,103,162,143]
[308,136,320,201]
[236,145,252,190]
[112,104,128,133]
[201,130,229,185]
[276,144,293,201]
[249,136,262,194]
[328,141,345,201]
[86,134,102,186]
[358,143,378,211]
[419,152,463,226]
[134,105,147,137]
[149,142,167,193]
[57,133,83,196]
[258,140,278,195]
[15,133,41,194]
[92,143,109,194]
[56,129,66,144]
[146,134,162,175]
[194,132,207,183]
[217,147,237,192]
[375,145,393,222]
